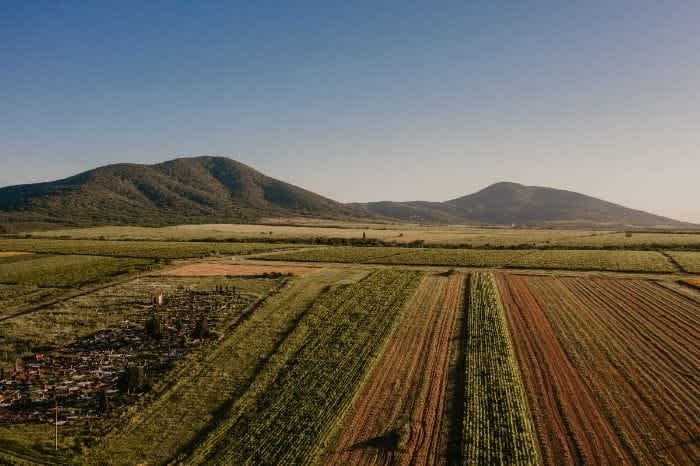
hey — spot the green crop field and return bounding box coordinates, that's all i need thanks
[0,255,155,317]
[0,275,285,463]
[463,273,539,465]
[0,238,300,259]
[21,223,700,250]
[261,246,675,273]
[548,231,700,249]
[20,223,597,246]
[86,268,369,465]
[187,269,422,465]
[0,232,697,466]
[0,254,152,287]
[0,276,279,365]
[0,284,66,318]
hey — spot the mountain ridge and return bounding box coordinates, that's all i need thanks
[0,156,367,229]
[359,181,694,228]
[0,156,695,230]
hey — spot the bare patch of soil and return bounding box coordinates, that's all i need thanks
[162,263,320,277]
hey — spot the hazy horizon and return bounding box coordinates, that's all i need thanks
[2,2,699,222]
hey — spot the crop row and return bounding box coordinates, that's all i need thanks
[264,246,675,272]
[325,273,465,465]
[0,238,299,259]
[532,276,699,465]
[497,273,700,465]
[462,273,540,465]
[496,273,628,464]
[188,269,423,465]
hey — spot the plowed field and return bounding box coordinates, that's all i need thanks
[496,273,700,465]
[324,273,465,465]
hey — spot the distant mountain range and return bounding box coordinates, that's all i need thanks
[0,156,694,230]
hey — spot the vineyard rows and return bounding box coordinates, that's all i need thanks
[497,273,700,465]
[462,273,540,465]
[325,273,465,465]
[188,269,422,465]
[86,269,356,465]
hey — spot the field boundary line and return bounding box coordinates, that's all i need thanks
[660,251,686,273]
[0,268,155,322]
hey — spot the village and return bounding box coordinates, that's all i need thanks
[0,285,248,426]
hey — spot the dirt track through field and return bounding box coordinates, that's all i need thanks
[324,273,465,466]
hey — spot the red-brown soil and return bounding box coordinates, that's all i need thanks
[161,263,320,276]
[495,274,628,465]
[324,274,465,465]
[496,273,700,465]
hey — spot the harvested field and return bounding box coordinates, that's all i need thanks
[162,262,320,277]
[324,273,465,465]
[496,274,629,465]
[496,273,700,465]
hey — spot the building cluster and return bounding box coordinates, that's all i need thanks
[0,286,247,425]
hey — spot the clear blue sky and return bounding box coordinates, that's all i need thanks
[2,1,699,222]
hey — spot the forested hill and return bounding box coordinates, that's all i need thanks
[0,156,366,228]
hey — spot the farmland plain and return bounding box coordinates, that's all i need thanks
[0,274,285,464]
[21,222,700,249]
[261,246,676,273]
[0,224,697,466]
[85,270,357,465]
[0,254,154,317]
[187,269,422,464]
[0,238,299,259]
